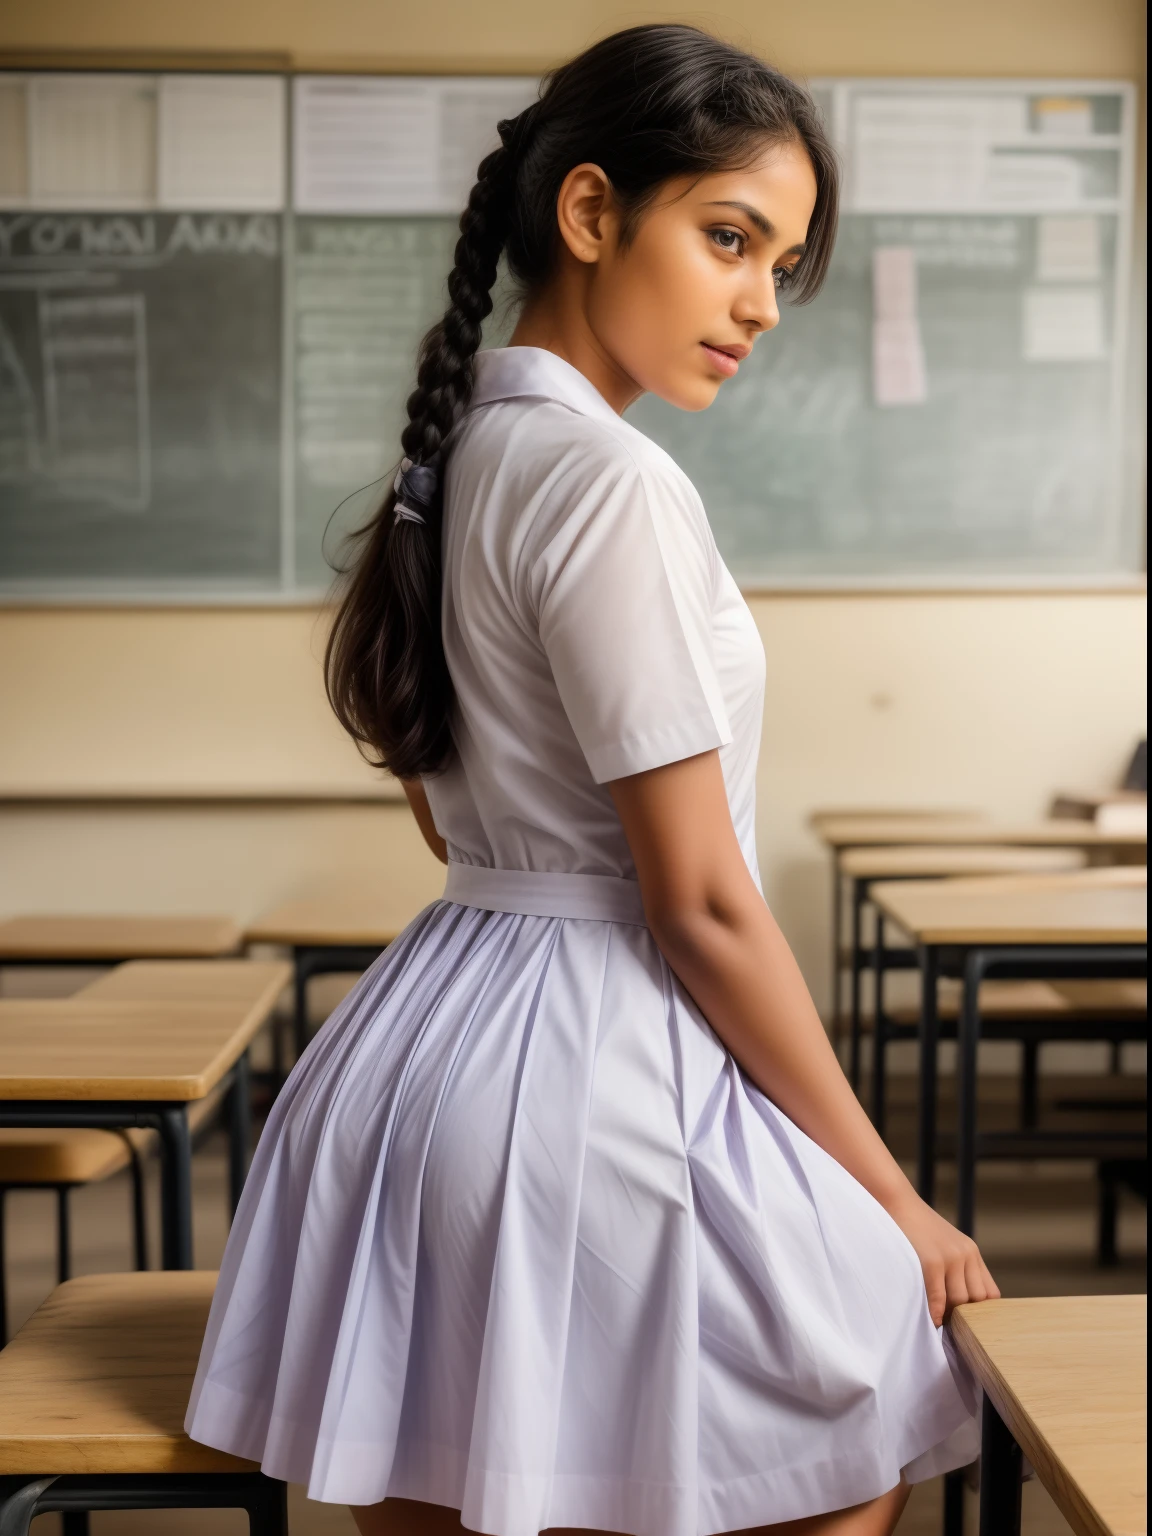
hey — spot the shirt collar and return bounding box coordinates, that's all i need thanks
[470,346,622,426]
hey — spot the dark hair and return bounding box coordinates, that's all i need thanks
[325,23,840,779]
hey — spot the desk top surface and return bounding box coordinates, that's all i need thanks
[246,896,440,947]
[0,1271,248,1474]
[0,988,282,1101]
[838,845,1089,879]
[816,816,1148,851]
[78,958,290,1005]
[871,867,1147,946]
[0,915,243,961]
[951,1294,1146,1536]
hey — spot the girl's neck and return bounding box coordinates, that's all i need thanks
[508,284,643,416]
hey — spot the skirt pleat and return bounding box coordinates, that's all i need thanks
[187,901,978,1534]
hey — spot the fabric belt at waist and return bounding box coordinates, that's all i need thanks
[443,862,647,926]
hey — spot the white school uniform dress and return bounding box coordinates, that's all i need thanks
[187,346,978,1532]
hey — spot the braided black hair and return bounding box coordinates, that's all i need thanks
[326,24,839,779]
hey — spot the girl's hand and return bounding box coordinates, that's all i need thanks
[885,1190,1000,1327]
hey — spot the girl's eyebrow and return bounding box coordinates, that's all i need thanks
[704,200,808,259]
[704,199,774,236]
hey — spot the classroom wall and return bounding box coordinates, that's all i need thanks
[1,0,1147,1011]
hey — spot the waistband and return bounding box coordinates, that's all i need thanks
[443,862,647,926]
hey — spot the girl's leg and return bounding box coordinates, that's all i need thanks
[351,1481,910,1536]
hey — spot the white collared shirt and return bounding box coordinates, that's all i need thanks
[425,346,765,883]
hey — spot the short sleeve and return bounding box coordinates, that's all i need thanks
[531,441,732,784]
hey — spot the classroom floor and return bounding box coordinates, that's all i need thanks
[3,1002,1145,1536]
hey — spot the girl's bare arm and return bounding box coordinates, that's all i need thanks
[609,749,997,1325]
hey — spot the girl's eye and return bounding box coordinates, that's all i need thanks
[774,265,798,290]
[708,227,746,255]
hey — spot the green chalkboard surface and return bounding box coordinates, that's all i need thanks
[0,72,1140,597]
[0,211,283,591]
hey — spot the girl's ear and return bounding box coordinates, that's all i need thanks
[555,163,616,265]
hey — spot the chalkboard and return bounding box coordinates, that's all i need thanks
[0,210,283,590]
[0,71,1141,598]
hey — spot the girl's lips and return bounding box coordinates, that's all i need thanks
[701,342,741,377]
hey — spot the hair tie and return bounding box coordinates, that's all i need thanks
[393,458,440,527]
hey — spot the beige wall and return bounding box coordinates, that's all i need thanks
[2,592,1145,1006]
[1,0,1146,1013]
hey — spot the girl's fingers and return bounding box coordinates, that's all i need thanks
[942,1257,969,1319]
[923,1261,947,1327]
[963,1253,989,1304]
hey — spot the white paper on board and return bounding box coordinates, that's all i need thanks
[437,78,539,210]
[29,74,157,208]
[850,93,1027,212]
[293,75,538,215]
[872,246,927,405]
[1034,97,1093,137]
[158,75,286,210]
[984,152,1082,209]
[294,78,441,215]
[1022,286,1106,361]
[1036,215,1101,282]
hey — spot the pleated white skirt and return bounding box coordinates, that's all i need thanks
[187,869,978,1534]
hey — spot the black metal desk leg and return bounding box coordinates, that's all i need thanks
[942,1467,965,1536]
[156,1105,193,1270]
[979,1391,1023,1535]
[293,950,310,1062]
[831,865,843,1064]
[917,945,940,1205]
[849,879,866,1091]
[227,1052,251,1217]
[1020,1039,1039,1130]
[871,909,888,1135]
[957,950,985,1237]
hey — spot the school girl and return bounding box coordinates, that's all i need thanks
[188,25,998,1536]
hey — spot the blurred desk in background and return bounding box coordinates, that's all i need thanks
[247,894,444,1059]
[0,916,243,973]
[872,868,1147,1231]
[837,843,1090,1087]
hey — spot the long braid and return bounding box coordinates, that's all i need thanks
[324,140,517,779]
[402,141,514,469]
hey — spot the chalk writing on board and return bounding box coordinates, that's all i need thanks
[39,293,149,508]
[0,318,37,478]
[0,210,282,589]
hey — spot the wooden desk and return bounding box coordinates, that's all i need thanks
[0,1272,241,1475]
[872,869,1147,1229]
[950,1295,1146,1536]
[0,1271,286,1531]
[0,916,242,965]
[808,808,983,833]
[837,845,1088,1090]
[247,896,439,1056]
[818,819,1141,1061]
[0,967,289,1269]
[816,817,1148,853]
